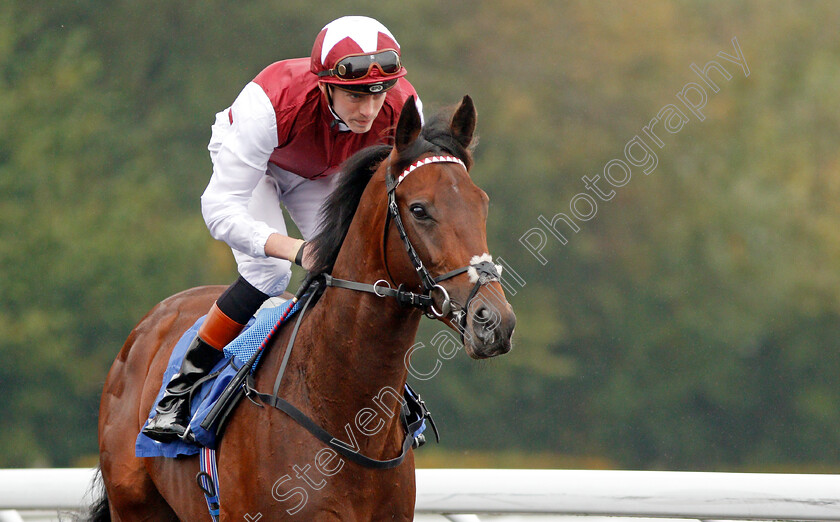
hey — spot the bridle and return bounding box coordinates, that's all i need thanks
[323,154,503,336]
[234,154,503,471]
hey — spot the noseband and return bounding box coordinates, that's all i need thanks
[323,154,502,335]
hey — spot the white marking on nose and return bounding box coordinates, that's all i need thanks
[467,253,504,283]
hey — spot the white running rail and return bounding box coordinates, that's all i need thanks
[1,468,839,520]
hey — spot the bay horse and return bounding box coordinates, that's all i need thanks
[92,95,516,521]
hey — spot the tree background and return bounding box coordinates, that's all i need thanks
[1,0,839,471]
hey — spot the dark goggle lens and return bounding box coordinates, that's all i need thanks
[334,50,400,79]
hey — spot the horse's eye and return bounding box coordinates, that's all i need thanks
[410,204,429,220]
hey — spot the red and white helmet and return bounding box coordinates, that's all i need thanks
[310,16,407,94]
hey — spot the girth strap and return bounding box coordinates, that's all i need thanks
[196,447,221,521]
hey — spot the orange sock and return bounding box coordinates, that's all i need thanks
[198,302,246,351]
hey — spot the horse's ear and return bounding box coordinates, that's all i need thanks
[395,96,422,153]
[450,95,476,149]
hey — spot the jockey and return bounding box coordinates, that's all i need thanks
[143,16,422,443]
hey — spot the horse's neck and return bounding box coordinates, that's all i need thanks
[307,290,420,393]
[288,227,422,455]
[285,286,419,459]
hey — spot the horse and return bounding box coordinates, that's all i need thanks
[92,95,516,521]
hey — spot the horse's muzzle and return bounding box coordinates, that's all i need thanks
[464,288,516,359]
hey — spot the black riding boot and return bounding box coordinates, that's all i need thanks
[142,336,223,443]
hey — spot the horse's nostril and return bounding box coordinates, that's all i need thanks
[471,305,497,345]
[472,303,501,333]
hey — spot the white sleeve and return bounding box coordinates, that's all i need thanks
[201,82,279,258]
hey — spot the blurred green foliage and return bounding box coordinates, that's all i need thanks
[1,0,838,470]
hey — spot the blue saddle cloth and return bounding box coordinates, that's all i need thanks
[135,298,297,458]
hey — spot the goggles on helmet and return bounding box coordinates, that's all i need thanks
[317,50,401,81]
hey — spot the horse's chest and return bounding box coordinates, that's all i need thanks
[238,468,414,520]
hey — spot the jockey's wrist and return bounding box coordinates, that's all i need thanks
[264,234,305,265]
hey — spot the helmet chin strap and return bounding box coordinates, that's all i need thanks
[324,85,348,130]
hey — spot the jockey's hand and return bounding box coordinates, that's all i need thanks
[297,241,315,272]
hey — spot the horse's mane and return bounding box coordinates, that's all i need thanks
[307,111,475,275]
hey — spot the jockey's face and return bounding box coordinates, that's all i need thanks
[322,85,388,133]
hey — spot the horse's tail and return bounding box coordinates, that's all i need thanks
[80,467,110,522]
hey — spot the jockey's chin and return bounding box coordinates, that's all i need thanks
[346,118,375,133]
[325,85,388,134]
